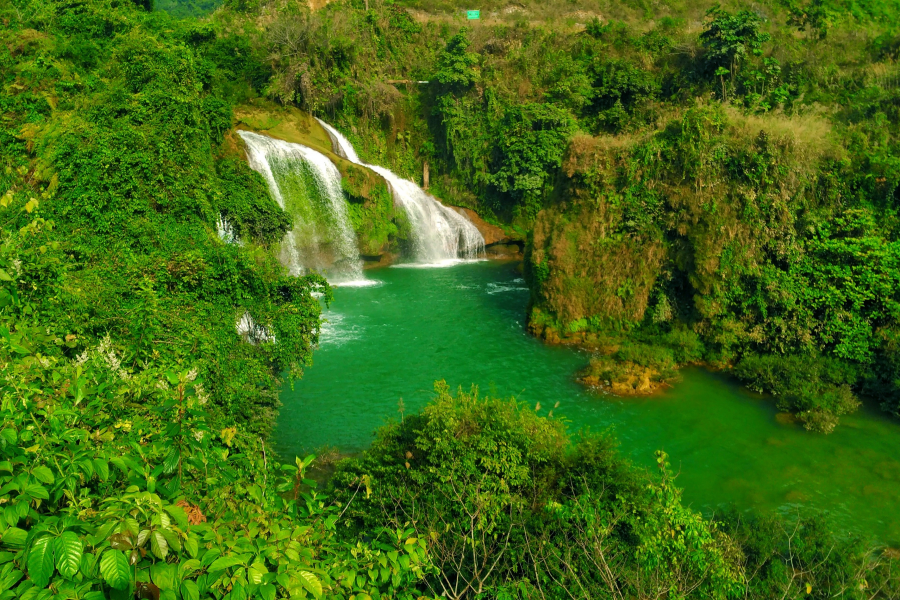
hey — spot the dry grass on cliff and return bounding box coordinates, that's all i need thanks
[725,105,840,156]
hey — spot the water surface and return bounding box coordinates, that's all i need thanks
[275,261,900,543]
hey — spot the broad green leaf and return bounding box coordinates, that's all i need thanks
[184,537,198,559]
[230,582,247,600]
[275,573,290,590]
[0,528,27,549]
[93,460,109,482]
[158,528,181,553]
[199,548,220,568]
[26,536,54,589]
[99,549,131,590]
[178,559,201,578]
[0,430,15,446]
[180,580,199,600]
[259,583,276,600]
[54,532,82,579]
[0,567,23,592]
[296,571,322,598]
[22,484,48,501]
[150,562,175,590]
[150,531,168,560]
[248,563,267,585]
[207,555,243,573]
[162,505,188,530]
[30,467,54,485]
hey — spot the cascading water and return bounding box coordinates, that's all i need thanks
[238,130,365,283]
[316,118,485,263]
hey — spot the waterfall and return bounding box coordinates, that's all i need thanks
[238,130,365,283]
[316,118,485,263]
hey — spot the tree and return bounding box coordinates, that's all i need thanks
[700,7,770,90]
[786,0,838,39]
[435,29,480,91]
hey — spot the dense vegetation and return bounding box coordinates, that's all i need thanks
[243,0,900,431]
[2,0,900,598]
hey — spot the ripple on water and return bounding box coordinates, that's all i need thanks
[391,258,489,269]
[278,261,900,544]
[318,312,363,347]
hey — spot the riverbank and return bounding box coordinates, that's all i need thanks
[276,261,900,544]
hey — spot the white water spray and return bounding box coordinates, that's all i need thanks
[238,130,365,283]
[316,118,485,263]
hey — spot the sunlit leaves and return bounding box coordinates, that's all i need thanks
[100,549,131,590]
[296,570,323,598]
[54,532,83,579]
[26,536,55,589]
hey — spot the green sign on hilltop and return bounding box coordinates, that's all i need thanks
[467,10,480,19]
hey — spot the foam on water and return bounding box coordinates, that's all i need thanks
[390,258,489,269]
[318,312,363,347]
[486,281,530,294]
[333,279,384,288]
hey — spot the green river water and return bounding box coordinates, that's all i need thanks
[275,260,900,543]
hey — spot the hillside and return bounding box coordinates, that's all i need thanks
[2,0,900,598]
[232,0,900,430]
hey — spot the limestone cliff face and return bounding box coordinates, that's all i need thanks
[527,135,667,341]
[527,110,829,348]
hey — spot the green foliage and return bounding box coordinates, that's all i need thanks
[733,354,860,432]
[700,8,771,74]
[434,29,480,90]
[588,59,659,132]
[0,328,431,600]
[331,383,744,599]
[156,0,223,18]
[488,103,575,217]
[215,159,291,245]
[722,511,900,599]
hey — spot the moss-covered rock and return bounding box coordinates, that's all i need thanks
[230,100,413,262]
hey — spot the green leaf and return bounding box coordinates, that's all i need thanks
[0,568,23,592]
[180,580,199,600]
[150,562,175,590]
[93,459,109,482]
[22,484,48,501]
[230,582,247,600]
[178,559,201,578]
[259,583,276,600]
[26,536,54,589]
[162,505,188,530]
[54,532,83,579]
[30,467,54,485]
[99,549,131,591]
[0,430,15,446]
[207,555,243,573]
[248,562,267,585]
[0,528,27,549]
[199,548,220,568]
[184,537,198,559]
[296,571,322,598]
[150,531,168,560]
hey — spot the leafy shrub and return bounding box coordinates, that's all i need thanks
[215,158,291,245]
[733,354,861,432]
[331,383,743,600]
